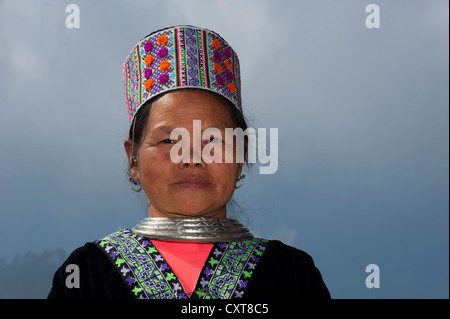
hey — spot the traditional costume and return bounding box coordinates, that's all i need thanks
[48,26,330,299]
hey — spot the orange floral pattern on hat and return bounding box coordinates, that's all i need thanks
[145,55,154,66]
[214,63,223,74]
[224,60,232,70]
[212,39,221,49]
[159,60,170,71]
[157,35,168,45]
[144,79,154,90]
[227,82,236,93]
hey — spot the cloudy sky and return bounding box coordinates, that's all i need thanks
[0,0,448,298]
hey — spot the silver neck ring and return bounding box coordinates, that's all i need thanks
[132,217,254,242]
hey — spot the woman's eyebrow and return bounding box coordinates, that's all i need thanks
[151,123,229,132]
[202,124,228,130]
[150,125,174,135]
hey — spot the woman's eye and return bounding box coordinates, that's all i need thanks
[160,139,174,144]
[209,137,222,143]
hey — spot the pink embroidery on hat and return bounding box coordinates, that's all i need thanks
[159,74,169,84]
[158,47,168,59]
[223,48,232,58]
[144,42,153,52]
[213,51,221,62]
[215,75,225,86]
[225,71,233,82]
[144,68,152,79]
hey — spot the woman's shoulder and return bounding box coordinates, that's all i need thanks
[47,229,133,299]
[58,229,131,262]
[246,238,331,299]
[257,238,316,264]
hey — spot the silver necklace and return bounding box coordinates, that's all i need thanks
[132,217,254,242]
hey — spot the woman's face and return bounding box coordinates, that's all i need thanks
[125,90,243,218]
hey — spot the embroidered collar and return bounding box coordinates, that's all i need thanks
[94,229,268,299]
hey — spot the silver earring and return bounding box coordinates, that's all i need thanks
[129,176,142,192]
[235,174,245,189]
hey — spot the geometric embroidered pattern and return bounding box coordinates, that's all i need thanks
[122,25,242,123]
[93,229,268,299]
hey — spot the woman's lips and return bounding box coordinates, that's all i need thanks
[172,177,213,189]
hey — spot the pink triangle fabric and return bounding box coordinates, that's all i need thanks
[151,239,213,295]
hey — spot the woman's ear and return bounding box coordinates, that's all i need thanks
[124,138,139,178]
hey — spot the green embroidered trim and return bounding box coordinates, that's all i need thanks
[192,238,269,299]
[94,229,268,299]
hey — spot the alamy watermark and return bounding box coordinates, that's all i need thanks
[65,4,380,30]
[365,4,380,29]
[365,264,380,288]
[65,4,80,29]
[65,264,80,289]
[168,120,278,174]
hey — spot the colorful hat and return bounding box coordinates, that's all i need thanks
[122,25,242,123]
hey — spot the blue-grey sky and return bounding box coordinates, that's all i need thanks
[0,0,448,298]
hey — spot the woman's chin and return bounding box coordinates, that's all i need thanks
[172,205,220,217]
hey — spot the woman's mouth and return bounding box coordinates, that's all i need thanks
[172,176,213,189]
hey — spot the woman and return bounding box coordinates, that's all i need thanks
[48,25,330,299]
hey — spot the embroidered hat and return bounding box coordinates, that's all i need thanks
[122,25,242,123]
